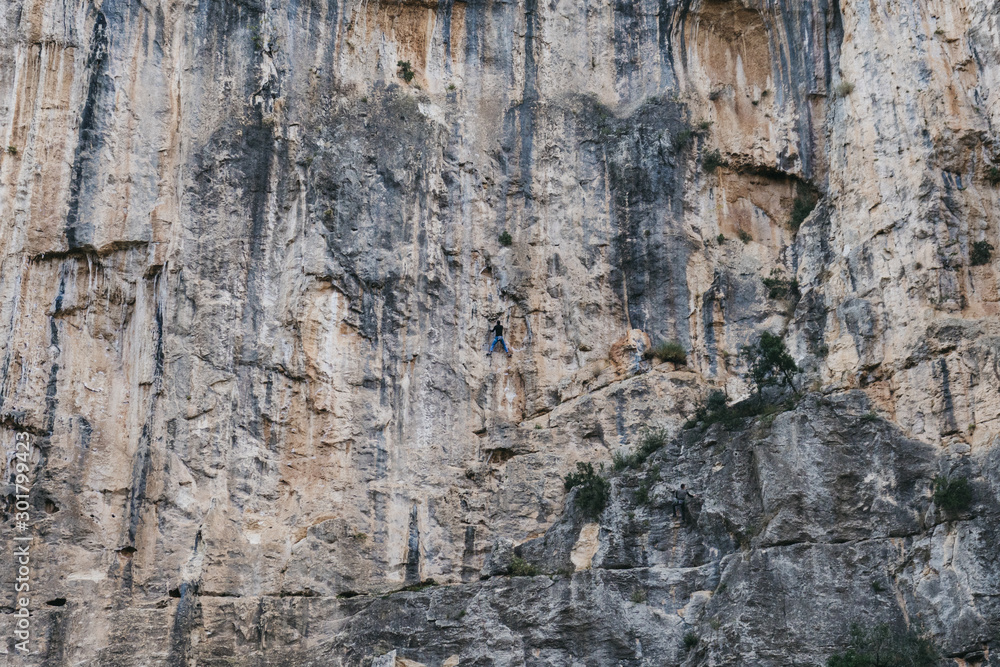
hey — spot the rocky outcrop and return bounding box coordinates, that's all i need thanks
[301,394,997,666]
[0,0,998,664]
[19,392,993,666]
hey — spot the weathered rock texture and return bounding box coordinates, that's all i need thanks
[0,0,998,664]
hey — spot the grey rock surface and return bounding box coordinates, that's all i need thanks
[30,392,990,666]
[481,537,515,578]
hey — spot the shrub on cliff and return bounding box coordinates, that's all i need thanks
[985,165,1000,186]
[705,389,728,413]
[703,149,727,174]
[933,475,972,514]
[970,240,993,266]
[400,579,438,592]
[635,481,651,505]
[686,389,778,429]
[564,462,609,520]
[789,184,819,231]
[644,340,686,364]
[740,332,799,401]
[673,127,695,150]
[615,427,670,470]
[397,60,415,83]
[762,270,800,300]
[612,450,637,471]
[827,623,937,667]
[636,427,669,460]
[834,81,854,97]
[506,557,539,577]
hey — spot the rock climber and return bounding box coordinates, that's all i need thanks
[673,484,697,521]
[487,320,511,356]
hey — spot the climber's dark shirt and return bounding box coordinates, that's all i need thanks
[492,323,504,338]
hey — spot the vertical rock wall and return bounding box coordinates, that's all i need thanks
[0,0,997,663]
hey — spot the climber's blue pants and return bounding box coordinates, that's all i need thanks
[488,336,509,354]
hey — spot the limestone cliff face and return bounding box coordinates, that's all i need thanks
[0,0,997,664]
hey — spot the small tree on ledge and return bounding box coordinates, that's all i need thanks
[740,331,799,402]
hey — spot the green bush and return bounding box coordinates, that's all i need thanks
[827,623,937,667]
[686,388,798,430]
[738,229,752,243]
[740,332,799,401]
[400,578,437,592]
[706,390,728,412]
[789,184,819,231]
[613,427,669,471]
[635,482,650,505]
[834,81,855,97]
[612,450,638,471]
[717,233,725,244]
[499,230,513,246]
[683,633,699,650]
[985,165,1000,186]
[636,427,669,460]
[970,240,993,266]
[6,146,17,156]
[564,462,610,519]
[691,395,748,428]
[644,340,687,364]
[507,557,539,577]
[630,588,647,603]
[673,128,694,150]
[762,271,799,300]
[397,60,415,83]
[933,476,972,514]
[703,149,728,174]
[687,390,724,427]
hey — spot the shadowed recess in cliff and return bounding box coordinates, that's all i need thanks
[167,581,202,667]
[671,0,843,177]
[517,0,539,201]
[63,0,152,250]
[217,0,287,369]
[123,276,165,548]
[613,0,661,96]
[765,0,844,176]
[581,96,694,345]
[63,10,111,249]
[404,503,421,584]
[236,120,281,365]
[438,0,457,73]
